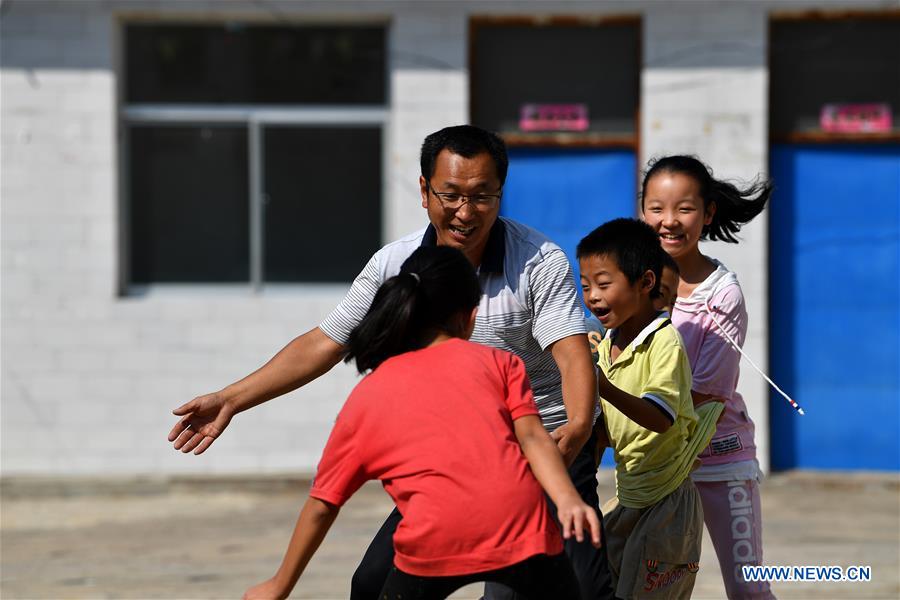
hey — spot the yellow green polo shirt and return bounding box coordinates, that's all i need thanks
[598,315,723,509]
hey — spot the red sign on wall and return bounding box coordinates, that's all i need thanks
[820,103,892,133]
[519,104,589,132]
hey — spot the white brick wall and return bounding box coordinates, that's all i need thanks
[0,1,367,476]
[4,0,886,476]
[641,3,772,471]
[387,8,468,240]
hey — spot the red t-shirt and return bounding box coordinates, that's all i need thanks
[310,338,563,576]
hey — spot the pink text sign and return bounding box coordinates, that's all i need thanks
[519,104,589,132]
[820,103,893,133]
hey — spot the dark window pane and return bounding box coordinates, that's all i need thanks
[771,20,900,135]
[263,127,381,282]
[472,24,640,137]
[246,27,386,104]
[129,125,249,283]
[125,23,386,104]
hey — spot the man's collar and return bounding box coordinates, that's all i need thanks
[420,218,506,274]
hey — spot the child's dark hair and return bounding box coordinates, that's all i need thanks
[641,155,772,243]
[577,218,665,299]
[660,250,680,275]
[420,125,509,186]
[345,246,481,373]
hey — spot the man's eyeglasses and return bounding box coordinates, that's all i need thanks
[427,183,502,210]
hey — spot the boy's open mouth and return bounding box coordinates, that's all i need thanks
[593,307,611,319]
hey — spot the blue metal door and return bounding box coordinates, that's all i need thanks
[502,148,636,286]
[770,144,900,470]
[502,148,636,467]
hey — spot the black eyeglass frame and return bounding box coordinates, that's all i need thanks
[426,182,503,210]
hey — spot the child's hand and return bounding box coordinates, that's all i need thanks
[243,577,287,600]
[556,497,602,548]
[692,392,727,423]
[691,391,725,408]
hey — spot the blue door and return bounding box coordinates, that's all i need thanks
[502,148,636,287]
[502,148,636,467]
[770,144,900,470]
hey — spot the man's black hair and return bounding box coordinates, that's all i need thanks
[420,125,509,186]
[576,218,665,298]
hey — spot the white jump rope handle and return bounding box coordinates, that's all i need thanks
[705,300,805,416]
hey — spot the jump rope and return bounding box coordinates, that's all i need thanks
[676,271,806,416]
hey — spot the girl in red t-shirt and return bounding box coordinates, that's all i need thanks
[243,246,600,600]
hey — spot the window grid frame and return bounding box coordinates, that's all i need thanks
[117,19,391,294]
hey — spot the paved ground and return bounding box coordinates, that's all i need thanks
[2,470,898,599]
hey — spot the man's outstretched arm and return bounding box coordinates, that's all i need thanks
[168,327,345,455]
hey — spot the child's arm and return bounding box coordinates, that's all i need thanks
[594,416,610,448]
[691,390,726,408]
[597,369,672,433]
[591,417,609,467]
[243,497,340,600]
[514,414,602,548]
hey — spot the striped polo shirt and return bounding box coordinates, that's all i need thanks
[319,217,589,430]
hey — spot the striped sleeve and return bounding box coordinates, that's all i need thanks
[319,251,384,346]
[529,247,587,350]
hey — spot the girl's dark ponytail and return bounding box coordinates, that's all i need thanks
[705,176,772,243]
[642,155,772,243]
[345,273,421,373]
[344,246,481,373]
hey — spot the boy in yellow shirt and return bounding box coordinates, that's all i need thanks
[577,218,723,599]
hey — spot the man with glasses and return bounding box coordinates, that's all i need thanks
[168,125,614,600]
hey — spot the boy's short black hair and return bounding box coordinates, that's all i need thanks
[576,218,665,298]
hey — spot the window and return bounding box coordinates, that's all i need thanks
[770,17,900,140]
[471,19,640,146]
[122,23,387,288]
[129,125,250,283]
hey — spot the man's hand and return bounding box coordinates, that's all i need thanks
[168,392,235,455]
[243,576,288,600]
[550,421,592,468]
[166,327,346,456]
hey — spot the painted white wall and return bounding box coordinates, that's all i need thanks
[1,1,382,476]
[5,0,887,476]
[641,3,772,471]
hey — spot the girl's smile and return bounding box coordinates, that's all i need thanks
[641,173,714,260]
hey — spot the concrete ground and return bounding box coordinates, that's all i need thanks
[2,470,897,600]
